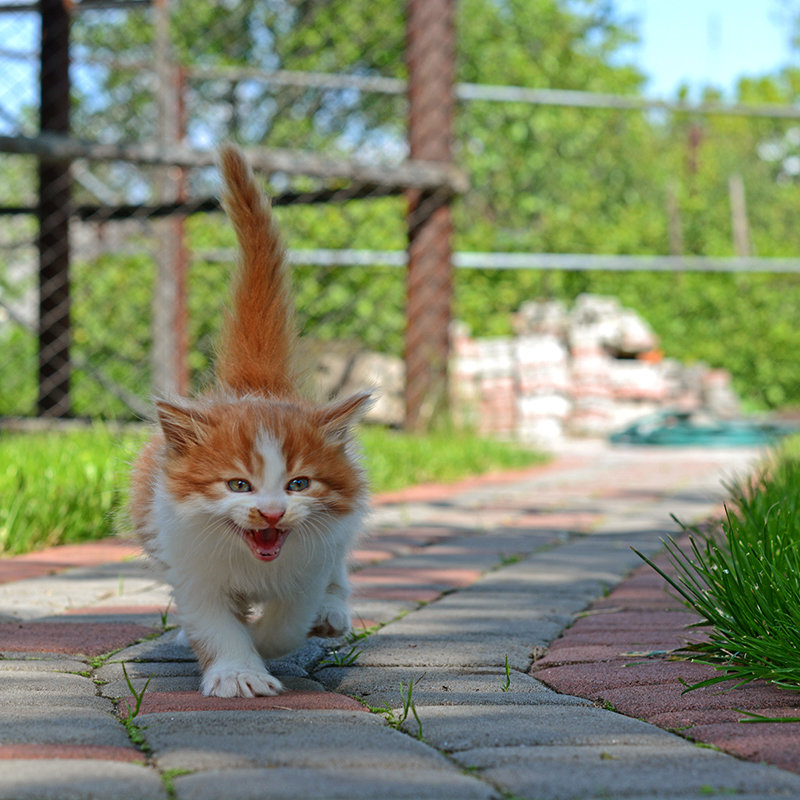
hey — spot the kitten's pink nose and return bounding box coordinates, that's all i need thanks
[260,509,285,528]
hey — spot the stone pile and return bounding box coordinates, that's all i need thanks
[304,294,739,447]
[451,294,740,447]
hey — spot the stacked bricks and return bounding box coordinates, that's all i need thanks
[450,323,516,437]
[513,334,571,445]
[450,294,716,446]
[569,327,614,437]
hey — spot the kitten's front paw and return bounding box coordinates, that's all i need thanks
[202,664,284,698]
[309,602,351,639]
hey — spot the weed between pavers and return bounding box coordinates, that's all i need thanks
[319,643,362,667]
[161,768,194,799]
[116,662,154,754]
[367,674,425,741]
[159,600,175,633]
[501,654,511,692]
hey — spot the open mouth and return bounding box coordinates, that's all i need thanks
[230,523,290,562]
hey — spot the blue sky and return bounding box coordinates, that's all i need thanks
[614,0,797,99]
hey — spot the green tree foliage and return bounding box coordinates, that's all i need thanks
[3,0,800,416]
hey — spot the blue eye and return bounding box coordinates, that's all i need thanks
[227,478,252,493]
[287,477,310,492]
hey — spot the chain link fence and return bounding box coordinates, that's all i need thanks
[1,0,457,426]
[2,0,800,426]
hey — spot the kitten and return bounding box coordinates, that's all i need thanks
[129,145,371,698]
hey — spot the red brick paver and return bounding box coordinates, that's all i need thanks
[533,545,800,776]
[118,690,368,717]
[0,745,144,763]
[0,620,160,656]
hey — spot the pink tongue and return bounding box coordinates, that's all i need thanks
[246,528,287,561]
[252,529,281,549]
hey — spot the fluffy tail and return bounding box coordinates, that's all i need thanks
[214,145,297,396]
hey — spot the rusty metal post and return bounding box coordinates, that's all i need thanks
[405,0,455,431]
[37,0,72,416]
[152,0,189,397]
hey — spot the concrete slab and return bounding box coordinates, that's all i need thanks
[0,759,166,800]
[0,671,108,710]
[455,742,800,799]
[406,703,684,752]
[172,766,497,800]
[0,658,89,674]
[0,705,132,748]
[94,659,201,682]
[142,709,453,773]
[353,630,535,670]
[313,665,590,708]
[364,606,568,648]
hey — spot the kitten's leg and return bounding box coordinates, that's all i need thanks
[249,595,319,659]
[309,559,352,639]
[173,579,283,697]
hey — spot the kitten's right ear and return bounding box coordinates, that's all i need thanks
[156,400,209,454]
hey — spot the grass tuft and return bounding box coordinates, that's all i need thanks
[636,438,800,693]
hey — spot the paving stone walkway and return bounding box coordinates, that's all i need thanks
[1,440,799,799]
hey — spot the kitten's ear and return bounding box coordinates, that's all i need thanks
[156,400,209,454]
[318,391,373,442]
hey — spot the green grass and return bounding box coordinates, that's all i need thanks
[0,423,544,556]
[637,436,800,692]
[359,425,545,493]
[0,426,148,555]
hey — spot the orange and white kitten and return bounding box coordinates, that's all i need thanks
[129,145,371,698]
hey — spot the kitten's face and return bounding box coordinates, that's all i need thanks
[156,396,368,562]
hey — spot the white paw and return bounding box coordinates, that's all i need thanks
[201,664,284,698]
[309,602,351,639]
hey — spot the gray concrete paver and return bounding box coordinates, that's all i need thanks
[171,767,498,800]
[142,708,459,772]
[0,658,89,673]
[0,670,109,710]
[2,442,793,800]
[0,761,167,800]
[403,703,688,751]
[0,705,133,748]
[314,665,591,707]
[455,742,800,799]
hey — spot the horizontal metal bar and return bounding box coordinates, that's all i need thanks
[194,249,800,273]
[453,252,800,273]
[181,64,800,120]
[456,83,800,119]
[0,183,404,219]
[196,248,409,267]
[0,0,150,10]
[185,64,406,96]
[0,133,469,194]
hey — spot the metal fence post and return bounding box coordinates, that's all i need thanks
[37,0,72,416]
[405,0,456,431]
[152,0,190,399]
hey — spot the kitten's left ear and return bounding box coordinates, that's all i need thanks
[318,391,374,441]
[156,400,210,454]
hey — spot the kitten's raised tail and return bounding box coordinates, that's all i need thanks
[214,144,297,397]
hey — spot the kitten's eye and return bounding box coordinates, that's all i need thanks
[286,477,310,492]
[226,478,252,493]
